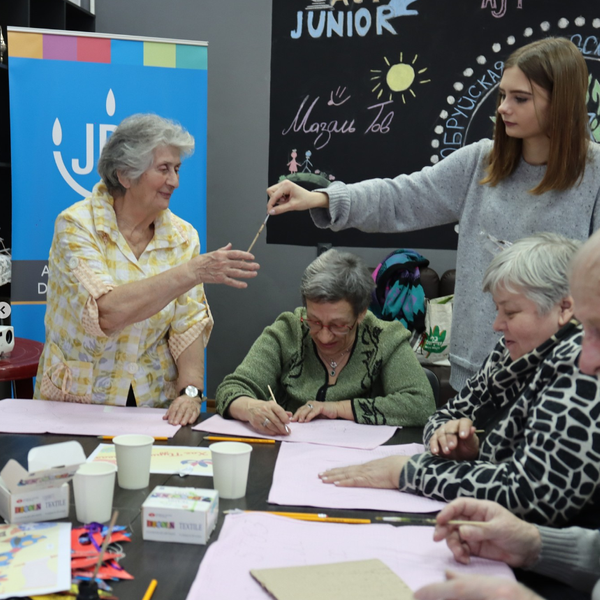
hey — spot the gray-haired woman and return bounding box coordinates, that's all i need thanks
[216,249,436,434]
[35,114,259,426]
[321,234,600,527]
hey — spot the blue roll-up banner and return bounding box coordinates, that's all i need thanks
[8,28,208,348]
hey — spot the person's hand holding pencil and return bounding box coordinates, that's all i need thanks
[227,392,292,436]
[430,497,542,568]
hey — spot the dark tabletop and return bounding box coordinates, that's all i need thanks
[0,419,424,599]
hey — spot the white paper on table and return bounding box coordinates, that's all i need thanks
[0,522,71,600]
[88,444,213,476]
[268,442,446,513]
[186,512,515,600]
[0,399,179,438]
[194,414,397,449]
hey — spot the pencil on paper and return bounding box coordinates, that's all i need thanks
[205,436,276,444]
[375,516,488,526]
[266,384,290,432]
[224,509,370,524]
[247,214,269,253]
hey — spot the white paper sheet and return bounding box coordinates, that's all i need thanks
[194,414,397,449]
[0,522,71,599]
[186,512,515,600]
[268,442,446,513]
[0,399,179,437]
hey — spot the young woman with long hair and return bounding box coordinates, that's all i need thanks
[266,37,600,392]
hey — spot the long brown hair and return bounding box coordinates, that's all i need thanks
[481,37,590,194]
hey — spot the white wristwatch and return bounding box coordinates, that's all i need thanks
[180,385,201,399]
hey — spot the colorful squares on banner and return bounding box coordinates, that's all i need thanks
[77,37,111,63]
[8,31,206,68]
[111,39,144,66]
[144,42,176,68]
[176,45,207,70]
[44,35,77,61]
[7,31,43,59]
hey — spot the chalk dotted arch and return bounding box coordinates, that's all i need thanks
[429,16,600,164]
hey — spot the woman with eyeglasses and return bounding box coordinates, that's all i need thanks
[215,249,436,435]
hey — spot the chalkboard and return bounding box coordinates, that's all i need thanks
[267,0,600,249]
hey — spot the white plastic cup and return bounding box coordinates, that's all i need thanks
[112,434,154,490]
[73,462,117,523]
[209,442,253,500]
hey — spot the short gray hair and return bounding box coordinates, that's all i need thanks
[570,228,600,284]
[482,232,581,314]
[300,249,375,316]
[97,113,195,195]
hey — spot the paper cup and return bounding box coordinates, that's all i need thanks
[112,434,154,490]
[73,462,117,523]
[209,442,253,500]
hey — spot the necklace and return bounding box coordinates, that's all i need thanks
[325,346,352,377]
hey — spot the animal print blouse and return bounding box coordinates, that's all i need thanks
[400,320,600,526]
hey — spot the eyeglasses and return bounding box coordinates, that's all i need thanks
[300,314,357,336]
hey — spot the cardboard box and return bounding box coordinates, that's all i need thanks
[142,486,219,545]
[0,441,86,524]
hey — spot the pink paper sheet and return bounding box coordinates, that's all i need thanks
[268,442,447,513]
[187,512,514,599]
[194,414,397,449]
[0,398,179,437]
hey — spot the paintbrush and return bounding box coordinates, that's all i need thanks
[247,214,269,253]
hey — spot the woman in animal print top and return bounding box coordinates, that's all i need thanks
[320,233,600,527]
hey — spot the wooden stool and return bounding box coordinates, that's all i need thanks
[0,337,44,398]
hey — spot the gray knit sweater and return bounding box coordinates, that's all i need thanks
[533,526,600,598]
[311,140,600,390]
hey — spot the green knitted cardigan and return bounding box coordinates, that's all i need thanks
[216,308,435,426]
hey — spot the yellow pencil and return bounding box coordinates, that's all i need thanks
[141,579,157,600]
[266,384,291,433]
[225,510,370,524]
[205,436,276,444]
[97,436,169,441]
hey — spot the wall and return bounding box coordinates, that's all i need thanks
[96,0,457,396]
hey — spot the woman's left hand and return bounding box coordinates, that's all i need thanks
[164,395,201,426]
[291,401,339,422]
[319,455,410,489]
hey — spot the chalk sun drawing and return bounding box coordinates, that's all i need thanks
[370,52,430,104]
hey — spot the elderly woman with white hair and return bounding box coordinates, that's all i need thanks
[320,233,600,527]
[216,249,436,434]
[35,114,259,425]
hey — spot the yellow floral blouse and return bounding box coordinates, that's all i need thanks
[34,182,213,407]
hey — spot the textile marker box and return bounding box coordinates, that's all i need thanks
[142,486,219,545]
[0,441,86,524]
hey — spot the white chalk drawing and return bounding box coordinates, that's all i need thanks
[430,16,600,164]
[481,0,523,19]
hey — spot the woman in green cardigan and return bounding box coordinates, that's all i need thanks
[215,249,435,435]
